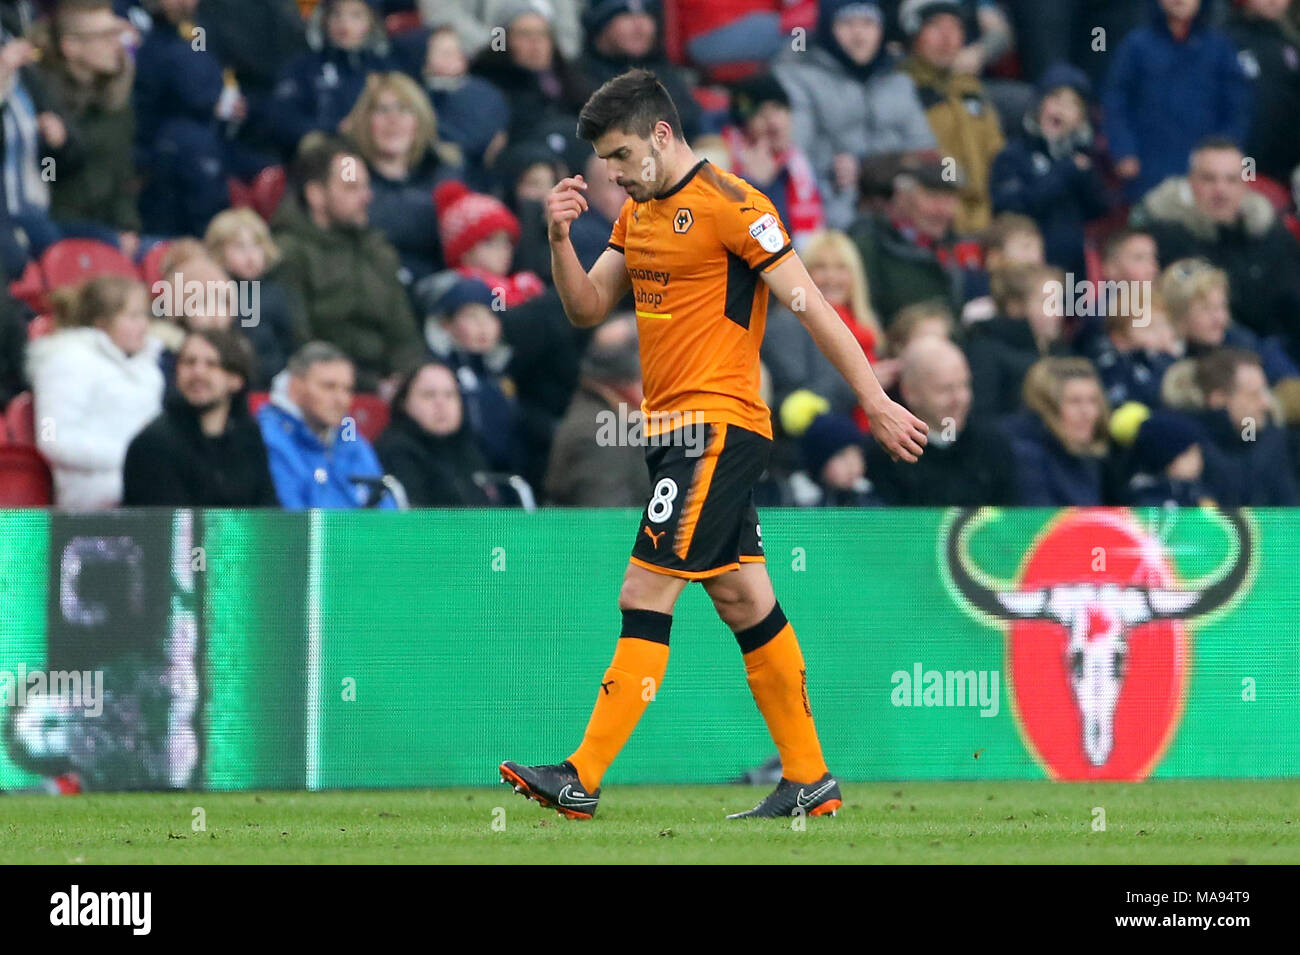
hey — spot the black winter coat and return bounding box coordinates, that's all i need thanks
[123,389,279,506]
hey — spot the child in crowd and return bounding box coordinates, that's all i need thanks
[1161,258,1300,384]
[422,274,523,475]
[1090,290,1179,409]
[1125,408,1212,507]
[206,208,308,385]
[427,180,545,309]
[962,213,1045,324]
[966,263,1068,418]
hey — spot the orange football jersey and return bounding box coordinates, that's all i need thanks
[608,159,794,440]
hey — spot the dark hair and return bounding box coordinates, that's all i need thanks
[1196,347,1262,398]
[577,69,682,143]
[291,133,358,202]
[1102,226,1154,263]
[180,328,256,387]
[1192,135,1243,159]
[982,213,1041,254]
[54,0,112,33]
[391,359,461,418]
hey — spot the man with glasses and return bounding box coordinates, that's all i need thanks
[36,0,141,256]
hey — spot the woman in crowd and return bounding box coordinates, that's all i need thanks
[26,274,163,509]
[1004,357,1111,506]
[468,3,588,144]
[374,359,495,507]
[763,230,891,431]
[340,71,463,289]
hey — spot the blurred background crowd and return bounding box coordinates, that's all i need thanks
[1,0,1299,511]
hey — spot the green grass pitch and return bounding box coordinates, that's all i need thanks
[2,780,1297,864]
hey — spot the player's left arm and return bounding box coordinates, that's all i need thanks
[760,254,928,463]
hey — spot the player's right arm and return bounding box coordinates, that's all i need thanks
[547,175,631,328]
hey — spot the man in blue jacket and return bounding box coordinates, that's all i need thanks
[1104,0,1251,203]
[257,341,396,509]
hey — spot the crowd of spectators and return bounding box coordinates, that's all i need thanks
[4,0,1300,511]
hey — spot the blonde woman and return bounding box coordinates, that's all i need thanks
[762,229,893,431]
[205,208,309,385]
[1160,258,1300,383]
[340,72,463,284]
[26,276,163,509]
[1005,357,1111,505]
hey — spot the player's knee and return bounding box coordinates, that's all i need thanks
[618,569,677,614]
[710,585,765,632]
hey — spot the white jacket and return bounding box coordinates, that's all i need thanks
[26,327,164,510]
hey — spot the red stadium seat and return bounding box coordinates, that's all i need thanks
[662,0,685,65]
[1247,175,1293,214]
[348,394,390,442]
[251,165,288,222]
[0,445,52,505]
[26,314,54,340]
[139,240,173,289]
[9,260,46,312]
[40,239,138,290]
[1084,242,1103,284]
[5,391,35,446]
[228,176,256,211]
[385,10,421,36]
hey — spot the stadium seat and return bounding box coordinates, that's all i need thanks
[1084,242,1103,284]
[662,0,685,65]
[348,394,390,442]
[9,260,47,312]
[0,445,52,505]
[250,166,288,222]
[5,391,35,446]
[26,314,54,341]
[384,10,422,36]
[1247,175,1293,214]
[139,240,173,289]
[40,239,138,290]
[228,176,256,211]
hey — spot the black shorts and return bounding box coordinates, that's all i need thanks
[629,421,770,580]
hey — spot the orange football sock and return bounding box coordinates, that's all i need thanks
[737,604,828,784]
[567,611,671,793]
